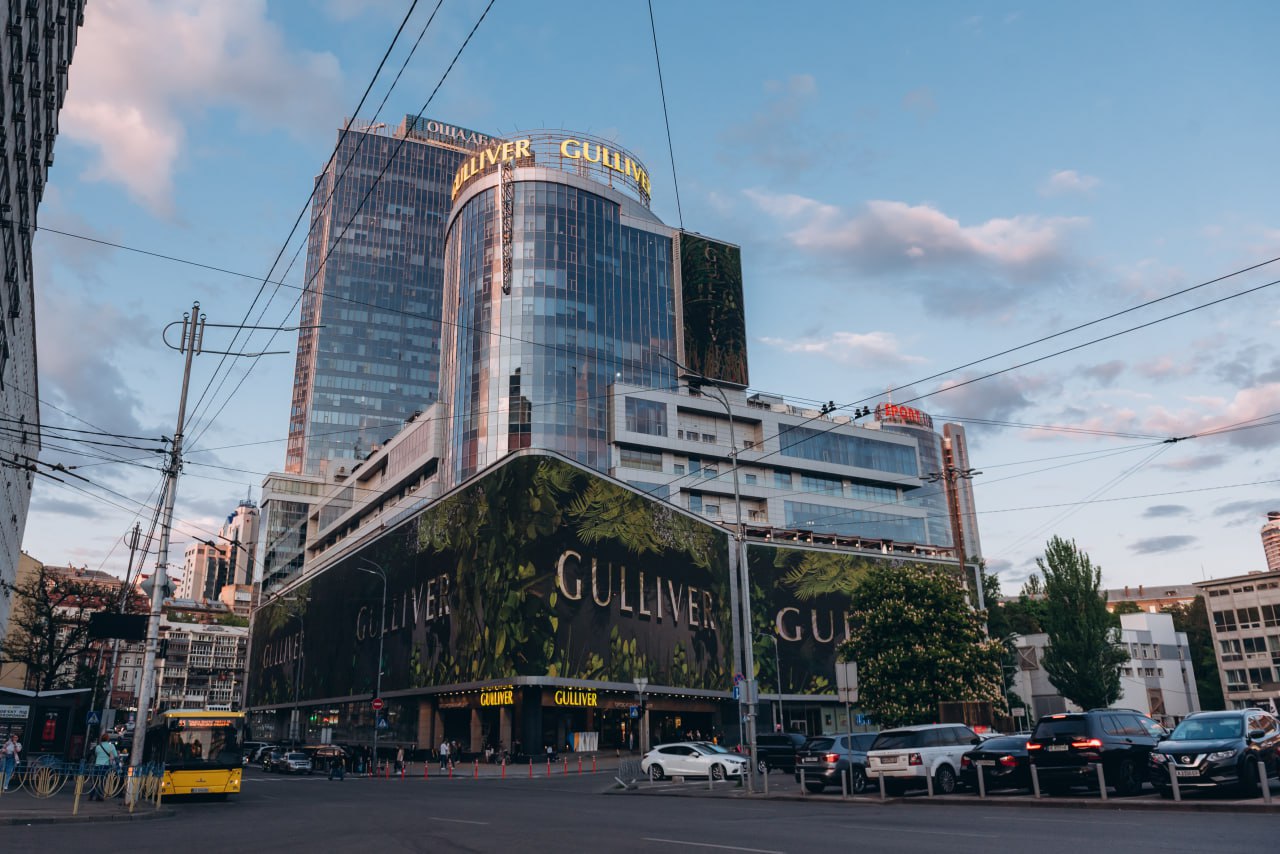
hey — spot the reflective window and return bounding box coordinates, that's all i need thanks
[784,500,927,543]
[778,425,918,476]
[619,447,662,472]
[625,397,668,436]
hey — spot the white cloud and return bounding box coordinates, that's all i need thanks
[760,331,926,370]
[1040,169,1101,196]
[62,0,343,216]
[1135,355,1196,381]
[745,191,1086,277]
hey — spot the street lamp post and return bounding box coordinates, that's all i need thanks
[925,465,984,612]
[633,676,649,754]
[685,378,757,791]
[357,559,388,773]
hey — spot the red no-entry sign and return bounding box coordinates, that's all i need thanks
[372,697,385,711]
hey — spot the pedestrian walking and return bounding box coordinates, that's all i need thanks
[2,733,21,791]
[395,746,404,774]
[439,739,450,771]
[89,733,117,801]
[329,753,345,781]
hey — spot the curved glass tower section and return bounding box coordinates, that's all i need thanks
[441,150,677,485]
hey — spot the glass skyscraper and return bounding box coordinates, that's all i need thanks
[440,132,678,484]
[285,116,493,476]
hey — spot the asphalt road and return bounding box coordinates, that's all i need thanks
[4,767,1277,853]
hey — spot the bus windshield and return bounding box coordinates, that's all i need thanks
[161,717,243,770]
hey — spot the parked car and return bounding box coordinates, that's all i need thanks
[960,734,1032,792]
[641,742,749,781]
[793,733,878,793]
[277,752,313,775]
[865,723,982,795]
[1027,709,1167,796]
[755,732,808,774]
[241,741,270,766]
[251,743,278,764]
[1149,709,1280,798]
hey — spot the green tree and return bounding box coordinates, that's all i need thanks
[0,565,113,690]
[836,563,1003,727]
[1162,596,1224,710]
[1037,537,1128,709]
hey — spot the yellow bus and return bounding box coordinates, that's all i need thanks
[144,710,244,798]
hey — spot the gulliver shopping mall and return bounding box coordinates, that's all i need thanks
[246,120,979,758]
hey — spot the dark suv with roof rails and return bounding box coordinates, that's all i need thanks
[1149,708,1280,797]
[755,732,807,774]
[1027,709,1168,795]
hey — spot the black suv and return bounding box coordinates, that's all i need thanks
[1027,709,1167,795]
[1150,709,1280,797]
[754,732,807,774]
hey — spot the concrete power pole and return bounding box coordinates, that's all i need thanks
[127,303,204,804]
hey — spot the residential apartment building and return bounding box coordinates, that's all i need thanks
[0,0,87,636]
[1011,612,1199,725]
[156,613,248,712]
[1196,569,1280,713]
[1104,583,1199,614]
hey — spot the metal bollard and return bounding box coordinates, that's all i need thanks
[578,756,583,774]
[592,755,597,773]
[1167,761,1181,802]
[502,759,507,779]
[878,771,887,800]
[800,767,806,797]
[763,766,769,795]
[1030,763,1042,799]
[841,767,848,799]
[926,769,934,797]
[563,757,568,775]
[1095,763,1108,801]
[424,762,428,779]
[547,758,552,776]
[448,762,453,780]
[977,766,986,799]
[1259,761,1272,804]
[474,760,479,779]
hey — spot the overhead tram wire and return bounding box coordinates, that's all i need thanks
[647,0,683,229]
[183,0,499,452]
[184,0,449,442]
[633,270,1280,504]
[180,0,426,438]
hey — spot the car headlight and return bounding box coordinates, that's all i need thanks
[1149,753,1167,764]
[1207,749,1238,762]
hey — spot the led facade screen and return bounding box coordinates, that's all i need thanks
[249,455,732,707]
[747,543,964,696]
[679,233,748,387]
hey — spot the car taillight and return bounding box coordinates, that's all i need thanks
[908,753,922,766]
[824,753,839,764]
[1026,743,1042,750]
[1070,738,1103,750]
[961,756,972,769]
[999,755,1017,768]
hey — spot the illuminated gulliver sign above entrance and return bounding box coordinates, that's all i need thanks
[451,131,652,206]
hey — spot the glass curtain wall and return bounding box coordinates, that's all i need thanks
[442,180,677,484]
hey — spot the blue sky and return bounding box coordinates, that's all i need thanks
[29,0,1280,592]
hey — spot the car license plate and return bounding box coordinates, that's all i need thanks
[880,756,898,764]
[1047,745,1068,751]
[1175,770,1199,778]
[191,787,209,793]
[802,757,820,763]
[974,760,995,767]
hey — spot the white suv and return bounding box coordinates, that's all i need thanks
[865,723,982,794]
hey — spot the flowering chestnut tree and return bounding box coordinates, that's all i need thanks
[836,563,1003,727]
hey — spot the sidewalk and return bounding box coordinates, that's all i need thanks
[0,789,174,826]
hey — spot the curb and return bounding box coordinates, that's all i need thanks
[0,807,176,827]
[611,785,1280,814]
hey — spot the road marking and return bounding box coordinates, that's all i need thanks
[428,816,490,825]
[642,839,785,854]
[835,824,998,839]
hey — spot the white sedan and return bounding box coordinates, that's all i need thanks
[641,742,749,781]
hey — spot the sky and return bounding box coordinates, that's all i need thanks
[26,0,1280,594]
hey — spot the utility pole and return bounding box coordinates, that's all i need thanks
[99,522,143,735]
[127,303,203,804]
